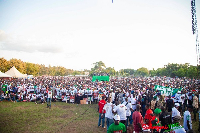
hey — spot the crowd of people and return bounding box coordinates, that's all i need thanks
[0,76,199,133]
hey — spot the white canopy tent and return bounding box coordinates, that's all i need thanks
[5,66,27,78]
[0,71,12,77]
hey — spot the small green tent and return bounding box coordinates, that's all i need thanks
[92,76,109,82]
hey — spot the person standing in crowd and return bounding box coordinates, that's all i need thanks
[98,96,106,128]
[141,93,147,117]
[132,104,143,133]
[150,96,157,111]
[107,114,126,133]
[159,106,172,133]
[47,87,52,109]
[192,93,198,121]
[113,100,127,130]
[151,108,162,133]
[183,105,193,132]
[144,103,153,127]
[102,97,114,131]
[122,97,133,125]
[166,95,174,112]
[170,116,186,133]
[172,103,181,121]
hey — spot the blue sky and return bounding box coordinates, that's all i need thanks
[0,0,200,71]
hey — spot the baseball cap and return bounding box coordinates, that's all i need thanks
[175,103,180,107]
[154,108,162,115]
[114,114,120,121]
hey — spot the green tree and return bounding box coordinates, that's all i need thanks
[9,58,26,74]
[0,57,10,72]
[136,67,149,77]
[176,68,185,78]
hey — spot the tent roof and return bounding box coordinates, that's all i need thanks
[5,66,27,78]
[0,71,12,77]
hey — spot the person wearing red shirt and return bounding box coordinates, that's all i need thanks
[144,103,153,126]
[132,104,143,133]
[98,96,106,128]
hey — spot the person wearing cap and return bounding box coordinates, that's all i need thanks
[170,116,186,133]
[107,114,126,133]
[132,104,143,133]
[122,97,133,125]
[172,103,181,122]
[183,105,193,132]
[151,108,162,133]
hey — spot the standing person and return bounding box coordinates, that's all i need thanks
[159,106,172,133]
[47,88,52,109]
[183,105,193,132]
[122,97,133,125]
[144,103,153,127]
[150,96,157,111]
[113,100,127,130]
[98,96,106,128]
[103,97,114,131]
[172,103,181,121]
[107,114,126,133]
[166,95,174,112]
[192,93,198,121]
[132,104,143,133]
[170,116,186,133]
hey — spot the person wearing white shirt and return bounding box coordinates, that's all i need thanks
[172,103,181,122]
[183,105,193,132]
[171,116,186,133]
[113,101,127,129]
[122,97,133,125]
[47,88,52,109]
[102,97,114,131]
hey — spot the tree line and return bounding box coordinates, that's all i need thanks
[0,58,199,78]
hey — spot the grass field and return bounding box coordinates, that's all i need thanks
[0,101,199,133]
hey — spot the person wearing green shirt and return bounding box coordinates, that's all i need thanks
[2,84,7,92]
[107,114,126,133]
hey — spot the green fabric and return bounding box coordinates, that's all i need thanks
[2,85,7,92]
[154,85,182,96]
[107,122,126,133]
[92,76,109,82]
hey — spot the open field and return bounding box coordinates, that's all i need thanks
[0,102,106,133]
[0,101,199,133]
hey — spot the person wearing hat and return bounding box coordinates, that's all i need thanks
[151,108,162,133]
[183,105,193,132]
[170,116,186,133]
[107,114,126,133]
[172,103,181,122]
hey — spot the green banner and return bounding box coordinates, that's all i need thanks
[154,85,182,96]
[92,76,109,82]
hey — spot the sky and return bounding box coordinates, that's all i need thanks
[0,0,200,71]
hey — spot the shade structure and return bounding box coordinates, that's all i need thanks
[5,66,27,78]
[0,71,12,77]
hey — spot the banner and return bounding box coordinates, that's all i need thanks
[154,85,182,96]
